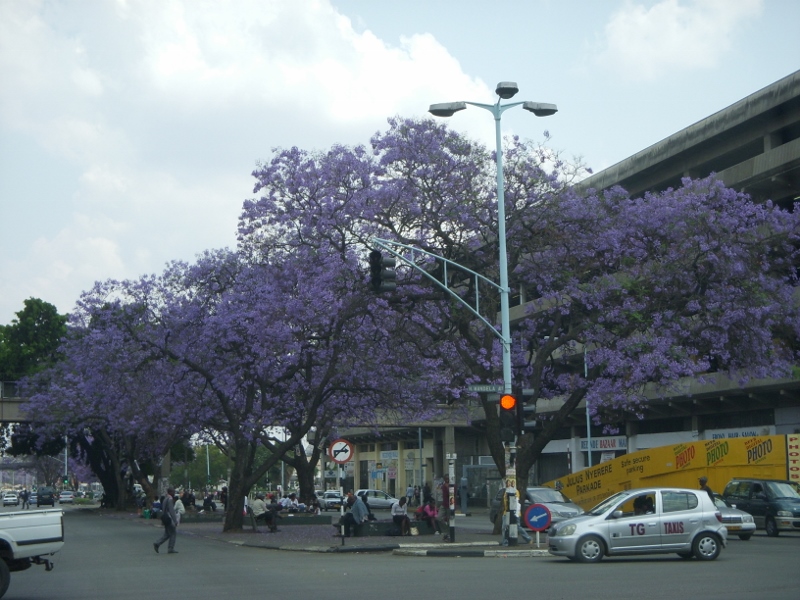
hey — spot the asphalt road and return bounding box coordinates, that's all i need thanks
[6,506,800,600]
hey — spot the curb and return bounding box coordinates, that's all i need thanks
[232,537,552,557]
[394,547,551,558]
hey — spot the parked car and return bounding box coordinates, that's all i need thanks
[711,493,756,540]
[722,478,800,536]
[548,487,727,562]
[37,487,56,507]
[355,489,398,510]
[489,486,583,529]
[28,493,37,505]
[322,491,344,511]
[58,491,75,504]
[2,492,19,507]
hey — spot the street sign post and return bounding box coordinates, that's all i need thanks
[467,384,505,393]
[524,503,552,547]
[329,439,354,464]
[329,438,354,546]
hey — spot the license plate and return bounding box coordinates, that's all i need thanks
[727,525,741,531]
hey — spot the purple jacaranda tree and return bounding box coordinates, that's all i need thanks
[25,116,800,523]
[506,176,800,487]
[245,118,588,488]
[22,300,204,508]
[252,118,800,493]
[64,233,457,530]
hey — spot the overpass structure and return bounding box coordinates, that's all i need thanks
[523,70,800,477]
[0,383,26,423]
[575,69,800,208]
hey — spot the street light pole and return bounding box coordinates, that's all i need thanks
[430,82,556,546]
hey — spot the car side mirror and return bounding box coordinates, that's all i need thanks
[755,492,767,500]
[612,510,623,519]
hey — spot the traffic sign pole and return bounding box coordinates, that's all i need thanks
[524,503,552,547]
[328,438,353,546]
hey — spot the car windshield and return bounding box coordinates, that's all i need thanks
[528,488,572,503]
[585,491,631,515]
[765,481,800,499]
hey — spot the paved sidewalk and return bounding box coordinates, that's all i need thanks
[105,508,552,557]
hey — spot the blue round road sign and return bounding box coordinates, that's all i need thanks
[524,503,552,532]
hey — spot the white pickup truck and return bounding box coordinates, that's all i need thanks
[0,508,64,598]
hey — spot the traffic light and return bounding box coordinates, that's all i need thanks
[369,250,396,293]
[63,476,69,486]
[498,393,518,442]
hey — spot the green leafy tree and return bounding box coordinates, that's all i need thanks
[0,298,67,380]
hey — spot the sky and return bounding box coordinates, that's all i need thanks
[1,0,799,325]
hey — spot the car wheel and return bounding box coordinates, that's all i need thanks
[0,555,10,598]
[765,516,779,537]
[575,535,605,563]
[738,533,752,541]
[692,533,721,561]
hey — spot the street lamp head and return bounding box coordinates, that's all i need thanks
[428,101,467,118]
[523,101,558,117]
[495,82,519,99]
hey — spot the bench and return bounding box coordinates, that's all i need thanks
[179,511,224,523]
[279,514,333,525]
[351,519,437,537]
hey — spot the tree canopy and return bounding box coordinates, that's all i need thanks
[20,116,800,529]
[0,298,67,381]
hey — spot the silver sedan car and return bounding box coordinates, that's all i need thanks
[711,493,756,541]
[548,487,727,562]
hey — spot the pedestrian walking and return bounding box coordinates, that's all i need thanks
[153,487,179,554]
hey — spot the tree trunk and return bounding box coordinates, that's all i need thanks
[221,445,250,532]
[76,429,127,509]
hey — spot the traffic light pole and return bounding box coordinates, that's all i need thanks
[370,90,548,549]
[492,101,518,546]
[425,83,556,548]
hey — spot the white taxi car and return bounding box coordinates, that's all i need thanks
[548,487,727,562]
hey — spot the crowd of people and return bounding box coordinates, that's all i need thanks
[332,476,452,540]
[139,478,459,544]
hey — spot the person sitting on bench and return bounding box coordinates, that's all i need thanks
[338,493,369,537]
[391,496,412,536]
[251,493,280,532]
[420,498,443,534]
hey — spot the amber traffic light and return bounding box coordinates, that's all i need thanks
[499,394,517,410]
[498,394,519,442]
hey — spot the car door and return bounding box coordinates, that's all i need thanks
[658,490,699,550]
[745,482,769,529]
[606,492,661,553]
[724,481,752,516]
[365,490,382,508]
[375,491,393,509]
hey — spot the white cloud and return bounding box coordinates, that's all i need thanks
[595,0,763,81]
[0,0,491,322]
